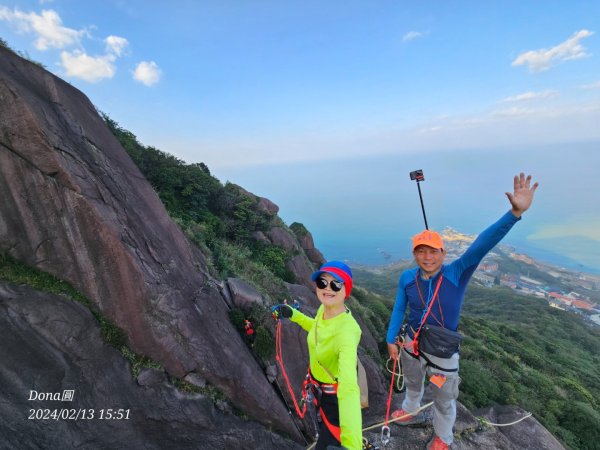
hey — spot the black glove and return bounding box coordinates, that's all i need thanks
[279,304,293,318]
[271,304,293,319]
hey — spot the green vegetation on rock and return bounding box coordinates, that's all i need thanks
[0,252,161,377]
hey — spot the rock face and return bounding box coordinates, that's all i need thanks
[226,277,265,309]
[476,405,566,450]
[362,388,566,450]
[286,254,315,288]
[293,226,326,267]
[0,45,298,439]
[0,281,301,450]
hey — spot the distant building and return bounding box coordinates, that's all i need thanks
[548,292,573,306]
[571,300,596,311]
[478,263,499,272]
[500,279,517,289]
[549,301,566,310]
[519,276,542,285]
[473,272,495,287]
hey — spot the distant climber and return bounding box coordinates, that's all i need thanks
[244,319,255,345]
[292,299,301,310]
[386,173,539,450]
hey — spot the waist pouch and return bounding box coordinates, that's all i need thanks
[419,324,463,358]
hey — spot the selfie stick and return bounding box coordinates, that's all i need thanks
[409,169,429,230]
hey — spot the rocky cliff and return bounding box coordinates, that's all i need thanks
[0,280,301,450]
[0,44,304,441]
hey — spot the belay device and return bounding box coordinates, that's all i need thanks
[410,169,429,230]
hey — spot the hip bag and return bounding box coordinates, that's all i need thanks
[419,323,463,358]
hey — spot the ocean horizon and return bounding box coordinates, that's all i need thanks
[316,238,600,275]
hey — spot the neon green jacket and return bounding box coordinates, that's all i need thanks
[290,305,362,450]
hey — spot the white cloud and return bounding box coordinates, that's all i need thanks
[133,61,162,86]
[580,80,600,89]
[416,125,442,134]
[402,30,426,42]
[489,106,535,118]
[105,35,128,56]
[0,7,85,50]
[60,50,116,83]
[0,7,137,84]
[500,90,559,103]
[512,29,594,72]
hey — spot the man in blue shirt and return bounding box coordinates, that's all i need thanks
[386,173,538,450]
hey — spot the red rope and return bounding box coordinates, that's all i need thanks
[384,356,397,426]
[275,320,307,418]
[412,275,443,356]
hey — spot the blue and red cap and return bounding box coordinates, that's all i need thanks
[311,260,353,299]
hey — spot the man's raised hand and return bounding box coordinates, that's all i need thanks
[506,172,539,217]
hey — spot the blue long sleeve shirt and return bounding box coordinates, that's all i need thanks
[386,211,521,344]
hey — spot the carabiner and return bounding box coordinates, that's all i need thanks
[381,425,390,446]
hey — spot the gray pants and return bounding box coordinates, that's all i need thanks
[400,342,460,445]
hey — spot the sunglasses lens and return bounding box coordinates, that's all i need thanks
[330,280,343,292]
[315,277,344,292]
[316,277,329,289]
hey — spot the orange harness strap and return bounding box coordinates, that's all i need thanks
[319,405,342,442]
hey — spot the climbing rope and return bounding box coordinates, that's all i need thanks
[362,401,435,432]
[380,356,397,446]
[385,357,404,392]
[478,412,533,427]
[275,319,308,419]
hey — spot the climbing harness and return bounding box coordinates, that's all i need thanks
[412,273,444,357]
[274,306,441,449]
[274,309,342,445]
[395,274,459,373]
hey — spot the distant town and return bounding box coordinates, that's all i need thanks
[442,228,600,328]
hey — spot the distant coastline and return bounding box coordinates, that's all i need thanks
[318,239,600,275]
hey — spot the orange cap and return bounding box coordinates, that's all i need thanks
[412,230,444,251]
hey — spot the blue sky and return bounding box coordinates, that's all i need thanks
[2,1,600,271]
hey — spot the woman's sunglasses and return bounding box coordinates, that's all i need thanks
[315,277,344,292]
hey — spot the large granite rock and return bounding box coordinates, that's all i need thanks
[0,281,302,449]
[286,254,315,288]
[294,227,325,267]
[0,45,298,439]
[226,277,265,309]
[267,227,301,253]
[234,185,279,216]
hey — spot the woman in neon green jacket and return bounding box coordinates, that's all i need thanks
[284,260,362,450]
